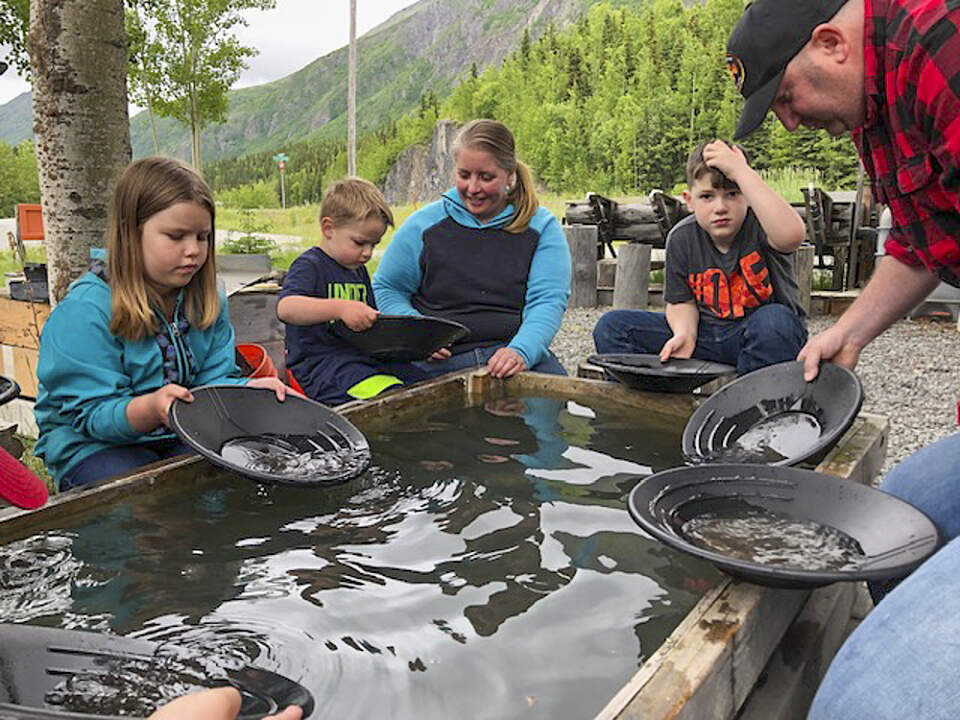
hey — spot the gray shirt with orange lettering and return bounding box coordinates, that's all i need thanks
[663,212,803,325]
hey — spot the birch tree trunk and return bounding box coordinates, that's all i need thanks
[29,0,131,303]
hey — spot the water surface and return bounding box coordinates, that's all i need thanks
[0,394,719,719]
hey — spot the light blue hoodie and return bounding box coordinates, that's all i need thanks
[373,189,571,369]
[34,270,246,485]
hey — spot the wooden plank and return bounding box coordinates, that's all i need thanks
[596,583,808,720]
[795,244,815,316]
[0,398,38,439]
[0,296,49,350]
[566,225,599,308]
[0,344,39,398]
[815,413,888,486]
[613,243,651,310]
[228,289,285,374]
[737,583,856,720]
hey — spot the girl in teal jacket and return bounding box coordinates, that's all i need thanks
[34,157,288,489]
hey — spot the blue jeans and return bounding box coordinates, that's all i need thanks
[60,439,194,490]
[808,432,960,718]
[807,536,960,720]
[412,344,567,379]
[868,431,960,601]
[592,304,807,375]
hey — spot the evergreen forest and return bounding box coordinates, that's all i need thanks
[2,0,863,213]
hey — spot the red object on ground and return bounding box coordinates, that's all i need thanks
[0,447,48,509]
[286,368,306,395]
[236,343,278,379]
[16,203,44,242]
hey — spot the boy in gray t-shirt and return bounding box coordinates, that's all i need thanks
[592,140,808,375]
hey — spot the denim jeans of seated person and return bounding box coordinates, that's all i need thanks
[412,344,567,379]
[592,302,807,376]
[868,431,960,602]
[60,439,193,490]
[806,535,960,720]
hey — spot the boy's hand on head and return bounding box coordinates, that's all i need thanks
[702,140,750,183]
[659,334,695,363]
[339,301,379,331]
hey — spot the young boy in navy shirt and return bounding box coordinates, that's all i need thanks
[593,140,808,375]
[278,178,427,405]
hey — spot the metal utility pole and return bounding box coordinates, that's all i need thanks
[347,0,357,176]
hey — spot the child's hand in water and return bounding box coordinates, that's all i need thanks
[339,300,378,331]
[147,686,302,719]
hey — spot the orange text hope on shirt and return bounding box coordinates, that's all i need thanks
[686,250,772,319]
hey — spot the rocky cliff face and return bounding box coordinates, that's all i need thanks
[382,120,460,206]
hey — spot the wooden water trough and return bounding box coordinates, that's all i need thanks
[0,370,887,720]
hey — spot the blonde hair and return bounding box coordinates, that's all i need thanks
[107,156,219,340]
[321,177,394,228]
[453,119,538,233]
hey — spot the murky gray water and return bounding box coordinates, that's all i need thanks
[221,436,369,482]
[0,395,719,719]
[682,505,865,571]
[731,412,822,463]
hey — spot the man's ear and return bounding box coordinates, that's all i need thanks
[809,23,850,62]
[682,189,693,212]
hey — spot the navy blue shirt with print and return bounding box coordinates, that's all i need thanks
[280,247,378,399]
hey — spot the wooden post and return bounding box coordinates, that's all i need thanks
[795,244,815,316]
[565,225,598,308]
[613,242,651,309]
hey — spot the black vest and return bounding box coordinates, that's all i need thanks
[412,216,540,351]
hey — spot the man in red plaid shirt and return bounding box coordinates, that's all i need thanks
[727,1,960,717]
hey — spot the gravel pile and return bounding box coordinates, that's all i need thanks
[551,307,960,475]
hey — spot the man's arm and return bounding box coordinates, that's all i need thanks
[798,256,940,379]
[704,140,806,252]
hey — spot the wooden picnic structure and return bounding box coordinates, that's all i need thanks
[563,184,880,312]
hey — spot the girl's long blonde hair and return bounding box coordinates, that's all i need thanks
[453,119,539,234]
[107,156,219,340]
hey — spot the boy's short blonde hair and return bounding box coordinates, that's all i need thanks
[685,141,752,191]
[321,177,394,228]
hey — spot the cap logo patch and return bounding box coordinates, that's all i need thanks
[726,53,745,91]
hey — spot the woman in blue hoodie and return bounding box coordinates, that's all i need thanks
[34,157,289,490]
[373,119,571,379]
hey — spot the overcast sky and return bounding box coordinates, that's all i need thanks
[0,0,419,106]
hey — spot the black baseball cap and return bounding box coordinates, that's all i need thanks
[727,0,847,139]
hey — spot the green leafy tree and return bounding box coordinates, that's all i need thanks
[139,0,275,171]
[126,2,162,153]
[0,0,29,75]
[0,140,40,216]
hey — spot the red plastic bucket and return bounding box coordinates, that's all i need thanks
[236,343,278,379]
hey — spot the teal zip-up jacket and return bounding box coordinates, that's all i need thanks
[34,270,246,485]
[373,189,571,369]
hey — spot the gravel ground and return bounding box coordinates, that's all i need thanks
[551,308,960,475]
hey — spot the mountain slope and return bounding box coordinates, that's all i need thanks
[0,0,655,163]
[131,0,593,162]
[0,92,34,146]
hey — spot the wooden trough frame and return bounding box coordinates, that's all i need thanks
[0,370,887,720]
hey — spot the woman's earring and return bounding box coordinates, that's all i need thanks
[506,184,513,193]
